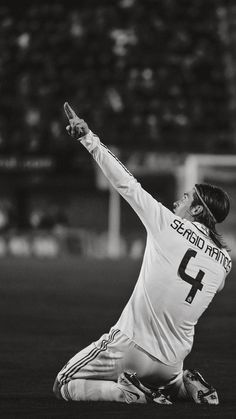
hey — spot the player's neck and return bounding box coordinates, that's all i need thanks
[184,210,195,222]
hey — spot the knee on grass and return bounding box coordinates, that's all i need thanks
[53,377,64,400]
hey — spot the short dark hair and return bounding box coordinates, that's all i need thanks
[191,183,230,249]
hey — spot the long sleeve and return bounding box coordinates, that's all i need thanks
[80,130,174,233]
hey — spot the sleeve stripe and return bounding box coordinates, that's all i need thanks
[100,142,134,178]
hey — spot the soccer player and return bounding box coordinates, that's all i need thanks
[53,102,232,405]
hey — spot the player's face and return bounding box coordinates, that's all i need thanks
[173,188,195,219]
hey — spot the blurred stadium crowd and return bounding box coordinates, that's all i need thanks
[0,0,235,258]
[0,0,233,153]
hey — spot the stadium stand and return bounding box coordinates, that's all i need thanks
[0,0,233,154]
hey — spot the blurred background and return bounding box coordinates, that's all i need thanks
[0,0,236,260]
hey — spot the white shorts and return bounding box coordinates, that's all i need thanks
[57,328,183,388]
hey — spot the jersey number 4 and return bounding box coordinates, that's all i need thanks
[178,249,204,304]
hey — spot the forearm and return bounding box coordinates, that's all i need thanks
[80,130,138,197]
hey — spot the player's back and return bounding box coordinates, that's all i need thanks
[115,215,231,365]
[146,217,230,324]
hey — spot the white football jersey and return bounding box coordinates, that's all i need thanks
[81,131,232,365]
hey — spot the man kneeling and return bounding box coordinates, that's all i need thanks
[53,103,231,406]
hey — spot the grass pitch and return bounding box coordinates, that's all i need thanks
[1,257,235,418]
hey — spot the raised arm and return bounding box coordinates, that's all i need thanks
[64,102,174,233]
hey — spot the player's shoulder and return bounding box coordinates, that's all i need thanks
[191,221,232,268]
[222,247,232,268]
[157,203,180,228]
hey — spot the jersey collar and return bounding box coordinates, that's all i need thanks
[191,222,209,237]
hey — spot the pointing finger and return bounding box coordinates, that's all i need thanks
[64,102,78,121]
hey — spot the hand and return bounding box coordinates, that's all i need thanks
[64,102,89,139]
